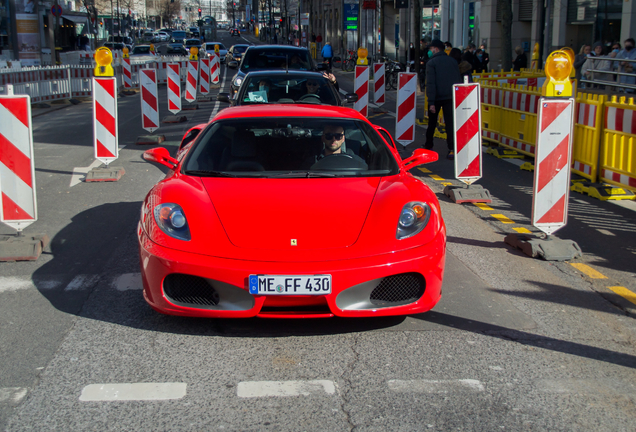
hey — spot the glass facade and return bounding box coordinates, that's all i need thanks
[0,0,13,58]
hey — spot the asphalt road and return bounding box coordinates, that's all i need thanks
[1,31,636,431]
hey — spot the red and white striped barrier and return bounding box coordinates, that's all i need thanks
[199,59,210,95]
[576,102,597,128]
[93,77,119,165]
[211,53,220,84]
[140,69,159,133]
[605,106,636,133]
[481,87,501,106]
[452,82,482,184]
[531,98,575,235]
[185,61,198,102]
[395,73,417,145]
[354,66,369,116]
[0,86,37,231]
[502,90,539,114]
[122,57,132,88]
[167,63,181,114]
[373,63,385,106]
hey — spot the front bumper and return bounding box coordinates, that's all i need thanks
[138,225,445,318]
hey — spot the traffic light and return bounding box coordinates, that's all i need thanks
[198,8,202,17]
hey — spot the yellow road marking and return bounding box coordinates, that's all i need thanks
[368,113,385,119]
[429,175,445,181]
[608,286,636,306]
[441,182,453,186]
[473,203,493,211]
[513,227,532,234]
[418,167,432,173]
[570,263,608,279]
[491,214,514,224]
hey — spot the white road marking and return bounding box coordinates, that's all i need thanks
[597,228,616,236]
[79,383,187,402]
[64,275,100,291]
[237,380,337,398]
[113,273,142,291]
[0,387,28,404]
[387,379,485,393]
[502,158,526,167]
[70,160,103,187]
[0,276,63,293]
[209,65,228,121]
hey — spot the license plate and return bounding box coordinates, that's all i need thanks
[249,275,332,295]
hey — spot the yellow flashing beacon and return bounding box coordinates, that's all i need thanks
[94,47,114,77]
[189,47,199,61]
[560,47,576,78]
[122,47,129,59]
[214,44,220,54]
[542,50,573,97]
[357,47,368,65]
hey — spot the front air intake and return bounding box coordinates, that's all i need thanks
[369,273,425,307]
[163,274,220,306]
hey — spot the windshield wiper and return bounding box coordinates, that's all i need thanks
[183,170,237,177]
[268,171,338,178]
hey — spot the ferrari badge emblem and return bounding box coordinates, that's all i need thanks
[291,239,297,246]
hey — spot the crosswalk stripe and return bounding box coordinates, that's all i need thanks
[79,383,187,402]
[387,379,485,393]
[237,380,337,398]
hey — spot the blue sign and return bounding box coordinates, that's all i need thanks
[343,4,358,31]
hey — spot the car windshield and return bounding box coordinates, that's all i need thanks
[132,46,151,54]
[239,75,338,106]
[183,118,399,178]
[241,49,312,72]
[206,43,226,50]
[233,45,248,54]
[185,39,200,46]
[171,31,186,40]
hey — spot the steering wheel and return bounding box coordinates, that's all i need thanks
[310,153,368,171]
[299,93,321,102]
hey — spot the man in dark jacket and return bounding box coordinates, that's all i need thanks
[425,39,462,159]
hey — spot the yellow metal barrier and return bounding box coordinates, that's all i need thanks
[572,93,606,182]
[497,83,541,156]
[599,96,636,194]
[309,42,317,59]
[481,81,503,145]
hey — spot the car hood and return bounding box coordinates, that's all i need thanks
[201,177,380,250]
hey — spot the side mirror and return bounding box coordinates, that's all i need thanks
[401,148,438,169]
[143,147,178,170]
[228,61,238,69]
[217,92,231,103]
[344,93,359,104]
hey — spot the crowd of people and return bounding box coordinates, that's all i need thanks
[573,38,636,89]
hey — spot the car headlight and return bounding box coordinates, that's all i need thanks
[234,77,243,87]
[154,203,191,241]
[396,202,430,240]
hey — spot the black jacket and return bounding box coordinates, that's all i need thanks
[426,51,462,103]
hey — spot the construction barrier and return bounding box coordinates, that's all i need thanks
[93,77,119,165]
[354,66,369,117]
[599,96,636,192]
[498,83,540,156]
[572,93,606,181]
[373,63,385,106]
[395,72,417,145]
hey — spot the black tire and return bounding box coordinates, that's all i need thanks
[345,59,355,72]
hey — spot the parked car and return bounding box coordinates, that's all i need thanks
[139,105,444,318]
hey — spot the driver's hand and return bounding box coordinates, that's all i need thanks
[323,72,336,84]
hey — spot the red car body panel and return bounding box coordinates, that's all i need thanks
[138,105,446,318]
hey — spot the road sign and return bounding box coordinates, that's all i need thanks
[167,63,181,114]
[93,77,119,165]
[185,61,198,102]
[140,69,159,133]
[51,4,62,17]
[395,73,417,145]
[354,66,368,117]
[531,98,575,235]
[373,63,385,106]
[452,81,482,185]
[0,86,37,231]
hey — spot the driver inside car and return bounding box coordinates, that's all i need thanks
[304,125,368,169]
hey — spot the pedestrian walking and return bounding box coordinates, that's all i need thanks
[479,44,489,71]
[424,39,462,160]
[512,46,528,71]
[321,41,333,71]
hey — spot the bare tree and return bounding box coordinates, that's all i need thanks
[499,0,512,70]
[159,0,181,25]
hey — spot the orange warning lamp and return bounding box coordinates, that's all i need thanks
[214,44,220,54]
[122,47,129,59]
[560,47,576,78]
[357,47,368,65]
[149,44,155,54]
[542,50,573,97]
[189,46,199,60]
[94,47,114,77]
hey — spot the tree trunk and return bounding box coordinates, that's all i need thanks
[499,0,513,70]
